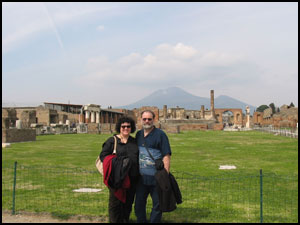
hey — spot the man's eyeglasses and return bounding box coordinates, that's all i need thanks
[142,118,153,121]
[121,125,131,129]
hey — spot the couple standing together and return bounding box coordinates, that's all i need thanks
[100,110,172,223]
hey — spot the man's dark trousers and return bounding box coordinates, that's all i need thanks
[134,175,162,223]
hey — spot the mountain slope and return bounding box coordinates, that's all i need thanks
[118,87,256,113]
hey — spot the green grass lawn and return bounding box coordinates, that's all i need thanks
[2,130,298,222]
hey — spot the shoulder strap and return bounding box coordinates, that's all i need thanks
[112,136,117,154]
[143,136,155,161]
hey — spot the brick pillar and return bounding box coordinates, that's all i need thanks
[114,114,118,124]
[163,105,167,120]
[79,114,84,124]
[201,105,205,119]
[172,109,176,119]
[100,111,104,124]
[105,112,109,123]
[210,90,215,118]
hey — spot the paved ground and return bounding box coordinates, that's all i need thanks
[2,211,108,223]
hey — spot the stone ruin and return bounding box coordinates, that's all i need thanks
[2,108,36,144]
[253,104,298,129]
[2,90,298,141]
[132,90,248,133]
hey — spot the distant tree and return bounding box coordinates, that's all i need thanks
[277,107,280,113]
[256,105,269,112]
[289,102,295,107]
[269,103,276,114]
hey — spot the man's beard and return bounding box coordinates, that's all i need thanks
[143,124,153,130]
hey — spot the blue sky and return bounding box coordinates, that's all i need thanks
[2,2,298,108]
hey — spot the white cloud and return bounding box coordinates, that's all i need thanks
[76,42,258,88]
[154,43,198,60]
[96,25,105,31]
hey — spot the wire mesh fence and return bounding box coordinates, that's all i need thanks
[2,163,298,223]
[253,127,298,139]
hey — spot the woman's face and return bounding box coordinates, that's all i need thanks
[120,122,131,136]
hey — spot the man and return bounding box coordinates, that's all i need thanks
[134,110,172,223]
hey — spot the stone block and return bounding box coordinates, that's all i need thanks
[2,128,36,143]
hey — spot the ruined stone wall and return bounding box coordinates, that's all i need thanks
[100,123,117,134]
[263,108,272,119]
[272,107,298,128]
[185,110,201,119]
[67,113,80,124]
[2,128,36,143]
[36,107,58,125]
[58,114,68,124]
[164,119,211,124]
[160,122,224,132]
[2,108,17,128]
[214,108,243,125]
[36,108,50,125]
[87,123,100,134]
[160,119,219,132]
[178,124,208,131]
[112,109,136,121]
[160,124,180,133]
[57,112,79,124]
[253,112,263,125]
[15,110,36,128]
[253,107,297,128]
[213,123,224,130]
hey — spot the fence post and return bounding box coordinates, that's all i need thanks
[12,161,17,215]
[260,169,263,223]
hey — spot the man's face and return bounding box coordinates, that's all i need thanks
[141,112,154,129]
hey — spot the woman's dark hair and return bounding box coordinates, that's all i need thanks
[115,116,136,133]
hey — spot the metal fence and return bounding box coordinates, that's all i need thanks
[2,162,298,223]
[253,126,298,138]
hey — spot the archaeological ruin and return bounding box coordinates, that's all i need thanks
[2,90,298,144]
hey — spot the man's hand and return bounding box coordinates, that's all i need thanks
[163,154,171,173]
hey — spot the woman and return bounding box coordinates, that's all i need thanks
[100,116,139,223]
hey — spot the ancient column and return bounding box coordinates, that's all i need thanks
[100,111,104,124]
[91,111,95,123]
[246,106,250,128]
[85,111,90,123]
[79,114,84,124]
[210,90,215,119]
[79,107,84,124]
[96,112,100,124]
[114,114,118,124]
[16,120,22,129]
[163,105,167,120]
[172,109,176,119]
[191,111,194,119]
[201,105,205,119]
[105,112,109,123]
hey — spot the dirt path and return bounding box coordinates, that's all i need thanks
[2,211,108,223]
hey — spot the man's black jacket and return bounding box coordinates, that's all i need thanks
[154,169,182,212]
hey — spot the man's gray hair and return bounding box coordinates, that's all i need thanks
[141,110,155,119]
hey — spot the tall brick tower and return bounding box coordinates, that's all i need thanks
[210,90,215,119]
